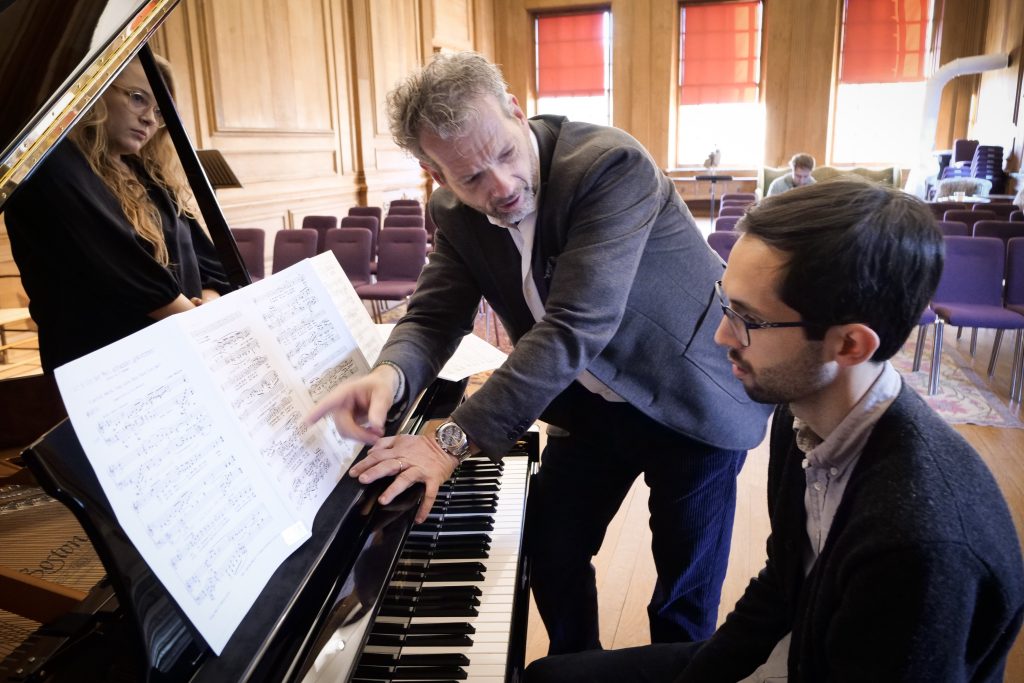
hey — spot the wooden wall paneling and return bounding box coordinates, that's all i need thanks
[349,0,431,206]
[762,0,841,167]
[177,0,363,230]
[973,0,1024,185]
[492,0,533,112]
[473,0,496,60]
[932,0,989,152]
[432,0,476,52]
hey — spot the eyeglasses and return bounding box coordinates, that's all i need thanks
[715,280,817,347]
[110,84,165,128]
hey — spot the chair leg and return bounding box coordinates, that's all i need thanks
[956,326,963,340]
[1011,330,1024,403]
[987,329,1004,378]
[912,324,928,372]
[969,328,978,357]
[929,319,944,395]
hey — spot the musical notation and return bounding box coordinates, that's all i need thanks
[53,254,381,654]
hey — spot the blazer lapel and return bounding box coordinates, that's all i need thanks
[529,117,565,303]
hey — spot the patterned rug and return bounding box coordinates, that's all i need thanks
[381,302,1023,428]
[891,335,1024,428]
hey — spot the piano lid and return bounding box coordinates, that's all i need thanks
[0,0,179,211]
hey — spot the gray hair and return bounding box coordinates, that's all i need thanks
[387,51,512,166]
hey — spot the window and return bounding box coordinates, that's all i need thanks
[831,0,932,165]
[676,1,764,167]
[534,10,612,126]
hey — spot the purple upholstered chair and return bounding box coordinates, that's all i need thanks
[972,220,1024,249]
[341,215,380,264]
[387,205,423,217]
[382,214,425,229]
[928,201,966,221]
[1005,238,1024,401]
[718,205,747,218]
[271,228,318,273]
[230,227,266,281]
[323,227,373,288]
[356,228,428,322]
[935,220,970,237]
[1010,210,1023,222]
[707,231,739,263]
[715,216,740,232]
[348,205,384,227]
[944,209,994,231]
[974,202,1016,220]
[720,192,756,203]
[389,199,422,208]
[300,214,338,253]
[931,237,1024,390]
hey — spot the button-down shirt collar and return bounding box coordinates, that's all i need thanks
[794,361,901,574]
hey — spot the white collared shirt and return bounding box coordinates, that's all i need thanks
[487,129,624,402]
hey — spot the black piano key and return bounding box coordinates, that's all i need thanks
[353,665,467,681]
[359,653,470,667]
[370,621,476,636]
[406,622,475,635]
[402,548,489,559]
[401,634,474,647]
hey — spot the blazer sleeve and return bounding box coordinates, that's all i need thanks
[452,141,668,456]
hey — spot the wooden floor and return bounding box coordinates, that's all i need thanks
[524,326,1024,682]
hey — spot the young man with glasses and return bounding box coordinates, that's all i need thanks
[526,177,1024,682]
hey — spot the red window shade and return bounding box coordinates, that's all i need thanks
[679,1,761,106]
[536,13,606,98]
[840,0,929,83]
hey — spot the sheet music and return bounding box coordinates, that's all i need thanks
[309,252,384,365]
[376,323,508,381]
[54,256,373,655]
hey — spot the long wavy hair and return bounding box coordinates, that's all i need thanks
[68,54,195,266]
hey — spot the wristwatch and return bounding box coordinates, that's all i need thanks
[434,420,472,461]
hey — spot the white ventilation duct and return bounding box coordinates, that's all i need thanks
[905,53,1010,198]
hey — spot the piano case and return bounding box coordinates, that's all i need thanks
[8,377,473,683]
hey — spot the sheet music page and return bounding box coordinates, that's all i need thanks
[55,323,310,655]
[376,323,508,381]
[177,262,368,529]
[308,252,384,364]
[53,256,375,655]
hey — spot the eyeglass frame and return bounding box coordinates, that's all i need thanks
[108,84,166,128]
[714,280,820,347]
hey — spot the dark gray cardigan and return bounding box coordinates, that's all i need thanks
[679,384,1024,682]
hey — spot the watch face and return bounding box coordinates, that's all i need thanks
[437,422,467,454]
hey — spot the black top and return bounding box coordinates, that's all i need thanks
[4,139,230,371]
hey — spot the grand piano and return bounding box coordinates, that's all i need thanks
[0,1,536,680]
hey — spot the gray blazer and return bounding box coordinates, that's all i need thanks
[377,115,771,456]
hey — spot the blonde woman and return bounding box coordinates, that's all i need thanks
[4,55,230,371]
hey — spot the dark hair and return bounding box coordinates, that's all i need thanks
[737,177,943,361]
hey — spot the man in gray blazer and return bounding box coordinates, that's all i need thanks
[310,52,771,654]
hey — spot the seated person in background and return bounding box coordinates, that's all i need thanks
[766,153,815,196]
[526,177,1024,683]
[3,55,231,372]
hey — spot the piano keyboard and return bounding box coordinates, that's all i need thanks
[352,452,530,682]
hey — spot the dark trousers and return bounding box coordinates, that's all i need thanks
[524,641,703,683]
[526,383,746,655]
